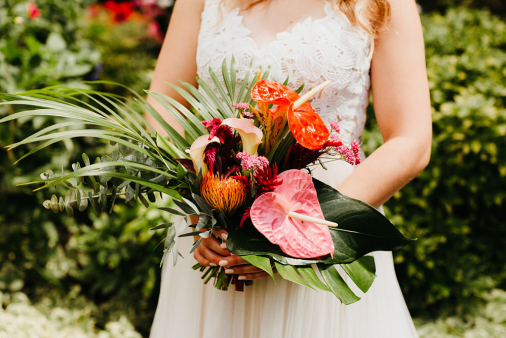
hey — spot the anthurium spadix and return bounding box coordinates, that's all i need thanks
[250,170,335,258]
[221,118,263,155]
[188,135,220,175]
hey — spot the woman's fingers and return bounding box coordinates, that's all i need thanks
[220,229,228,241]
[193,248,211,266]
[203,236,230,256]
[237,270,276,281]
[219,230,229,249]
[199,241,228,266]
[224,265,264,275]
[218,254,250,267]
[193,235,230,266]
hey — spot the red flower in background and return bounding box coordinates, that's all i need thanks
[27,1,42,20]
[104,0,135,22]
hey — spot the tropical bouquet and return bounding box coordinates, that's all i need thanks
[0,58,412,305]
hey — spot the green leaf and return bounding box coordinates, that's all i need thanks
[274,261,313,289]
[318,264,360,305]
[268,124,292,162]
[296,266,330,292]
[178,231,209,238]
[221,58,233,104]
[148,92,201,142]
[313,178,414,259]
[148,91,207,134]
[159,207,186,217]
[236,59,253,103]
[177,163,187,180]
[167,83,214,121]
[341,255,376,293]
[190,238,202,254]
[192,193,213,216]
[31,161,175,190]
[196,77,231,118]
[229,56,237,103]
[157,133,189,159]
[173,199,199,215]
[241,255,275,280]
[151,223,173,231]
[295,83,305,94]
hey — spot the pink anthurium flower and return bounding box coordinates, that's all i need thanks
[188,135,220,176]
[222,118,263,155]
[250,170,335,259]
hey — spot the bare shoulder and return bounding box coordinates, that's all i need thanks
[172,0,206,16]
[378,0,422,41]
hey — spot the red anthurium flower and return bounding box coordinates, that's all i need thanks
[251,78,329,150]
[250,170,335,259]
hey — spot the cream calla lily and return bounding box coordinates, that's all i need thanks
[188,135,220,176]
[221,118,263,155]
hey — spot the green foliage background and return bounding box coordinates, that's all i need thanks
[1,0,506,337]
[0,1,168,336]
[363,8,506,320]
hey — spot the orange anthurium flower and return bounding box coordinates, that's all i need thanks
[251,78,329,150]
[287,103,329,150]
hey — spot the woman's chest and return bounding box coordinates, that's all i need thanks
[196,1,371,88]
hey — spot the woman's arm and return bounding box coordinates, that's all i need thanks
[337,0,432,208]
[145,0,204,136]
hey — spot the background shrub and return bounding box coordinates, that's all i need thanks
[0,0,170,335]
[363,8,506,318]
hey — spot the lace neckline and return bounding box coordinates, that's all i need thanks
[229,3,335,52]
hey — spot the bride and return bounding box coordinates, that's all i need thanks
[147,0,431,337]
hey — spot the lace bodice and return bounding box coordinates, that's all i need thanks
[196,0,372,145]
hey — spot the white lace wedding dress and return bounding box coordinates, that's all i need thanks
[150,1,419,337]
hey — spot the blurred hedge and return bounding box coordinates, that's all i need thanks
[418,0,506,16]
[363,8,506,318]
[0,1,169,336]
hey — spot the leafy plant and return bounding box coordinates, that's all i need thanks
[363,8,506,318]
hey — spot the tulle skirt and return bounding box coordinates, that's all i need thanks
[149,160,419,338]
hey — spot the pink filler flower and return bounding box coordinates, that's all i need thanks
[236,152,269,171]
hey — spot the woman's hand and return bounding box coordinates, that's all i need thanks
[218,231,275,281]
[193,230,274,280]
[193,230,231,267]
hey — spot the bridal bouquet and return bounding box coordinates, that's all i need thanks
[0,58,411,304]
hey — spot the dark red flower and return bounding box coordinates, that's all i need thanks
[202,118,233,143]
[203,143,219,173]
[253,164,282,199]
[239,207,251,228]
[231,175,251,196]
[285,136,345,170]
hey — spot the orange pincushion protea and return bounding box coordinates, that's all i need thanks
[201,173,247,214]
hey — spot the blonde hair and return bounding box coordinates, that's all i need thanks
[222,0,391,43]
